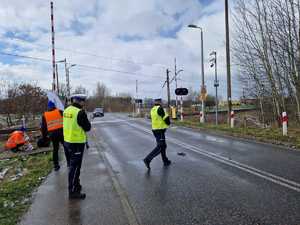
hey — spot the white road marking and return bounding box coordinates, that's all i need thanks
[126,122,300,193]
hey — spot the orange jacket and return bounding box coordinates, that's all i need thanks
[5,131,26,150]
[44,109,63,132]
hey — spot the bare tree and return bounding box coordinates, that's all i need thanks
[233,0,300,125]
[0,82,47,126]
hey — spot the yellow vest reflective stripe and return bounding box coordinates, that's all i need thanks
[151,105,169,130]
[63,106,86,143]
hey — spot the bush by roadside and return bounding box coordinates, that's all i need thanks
[0,152,52,225]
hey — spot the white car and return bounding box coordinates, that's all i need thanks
[93,108,104,117]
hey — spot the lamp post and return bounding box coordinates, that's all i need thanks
[188,24,206,123]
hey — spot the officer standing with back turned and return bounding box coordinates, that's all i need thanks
[63,94,91,200]
[143,98,171,169]
[41,101,69,171]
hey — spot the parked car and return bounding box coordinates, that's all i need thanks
[93,107,104,117]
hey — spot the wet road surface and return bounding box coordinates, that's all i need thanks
[19,113,300,225]
[92,113,300,225]
[19,139,130,225]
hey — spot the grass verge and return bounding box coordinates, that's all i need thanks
[173,120,300,150]
[0,152,52,225]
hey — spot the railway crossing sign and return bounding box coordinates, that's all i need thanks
[175,88,188,96]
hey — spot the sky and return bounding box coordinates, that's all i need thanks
[0,0,242,100]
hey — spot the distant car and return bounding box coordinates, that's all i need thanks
[93,108,104,117]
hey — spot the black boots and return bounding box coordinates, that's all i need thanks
[69,192,86,200]
[143,159,151,170]
[54,165,60,171]
[75,184,82,192]
[69,184,84,199]
[164,160,172,166]
[143,159,172,169]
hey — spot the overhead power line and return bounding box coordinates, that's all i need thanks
[0,51,163,79]
[4,37,167,69]
[0,51,50,62]
[55,47,167,69]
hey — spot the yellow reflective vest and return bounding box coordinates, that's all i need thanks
[63,106,86,143]
[151,105,169,130]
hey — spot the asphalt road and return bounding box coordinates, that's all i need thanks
[20,138,129,225]
[91,113,300,225]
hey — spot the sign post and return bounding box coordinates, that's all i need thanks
[199,86,207,123]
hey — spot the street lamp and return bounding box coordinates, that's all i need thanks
[188,24,206,123]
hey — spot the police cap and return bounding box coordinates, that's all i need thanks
[70,93,87,101]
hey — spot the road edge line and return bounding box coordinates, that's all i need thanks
[90,131,141,225]
[126,122,300,193]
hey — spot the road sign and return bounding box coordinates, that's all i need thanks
[199,93,207,101]
[175,88,188,96]
[199,86,207,101]
[200,86,207,95]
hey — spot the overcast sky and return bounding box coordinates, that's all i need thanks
[0,0,242,100]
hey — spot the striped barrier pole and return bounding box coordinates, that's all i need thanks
[50,2,56,92]
[230,110,234,128]
[282,112,288,136]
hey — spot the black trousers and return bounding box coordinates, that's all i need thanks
[50,129,70,167]
[145,129,169,163]
[64,142,85,193]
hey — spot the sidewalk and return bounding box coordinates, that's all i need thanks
[19,139,130,225]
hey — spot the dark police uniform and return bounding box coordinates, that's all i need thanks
[144,102,171,169]
[63,102,91,199]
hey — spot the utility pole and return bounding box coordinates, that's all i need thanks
[136,80,140,115]
[57,58,72,98]
[63,59,71,98]
[50,2,56,92]
[166,69,171,111]
[136,80,138,99]
[171,58,183,115]
[225,0,232,124]
[200,27,205,123]
[174,58,178,109]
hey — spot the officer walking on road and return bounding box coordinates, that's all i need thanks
[41,101,69,171]
[63,94,91,200]
[143,98,171,170]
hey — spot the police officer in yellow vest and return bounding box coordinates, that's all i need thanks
[63,94,91,200]
[143,98,171,169]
